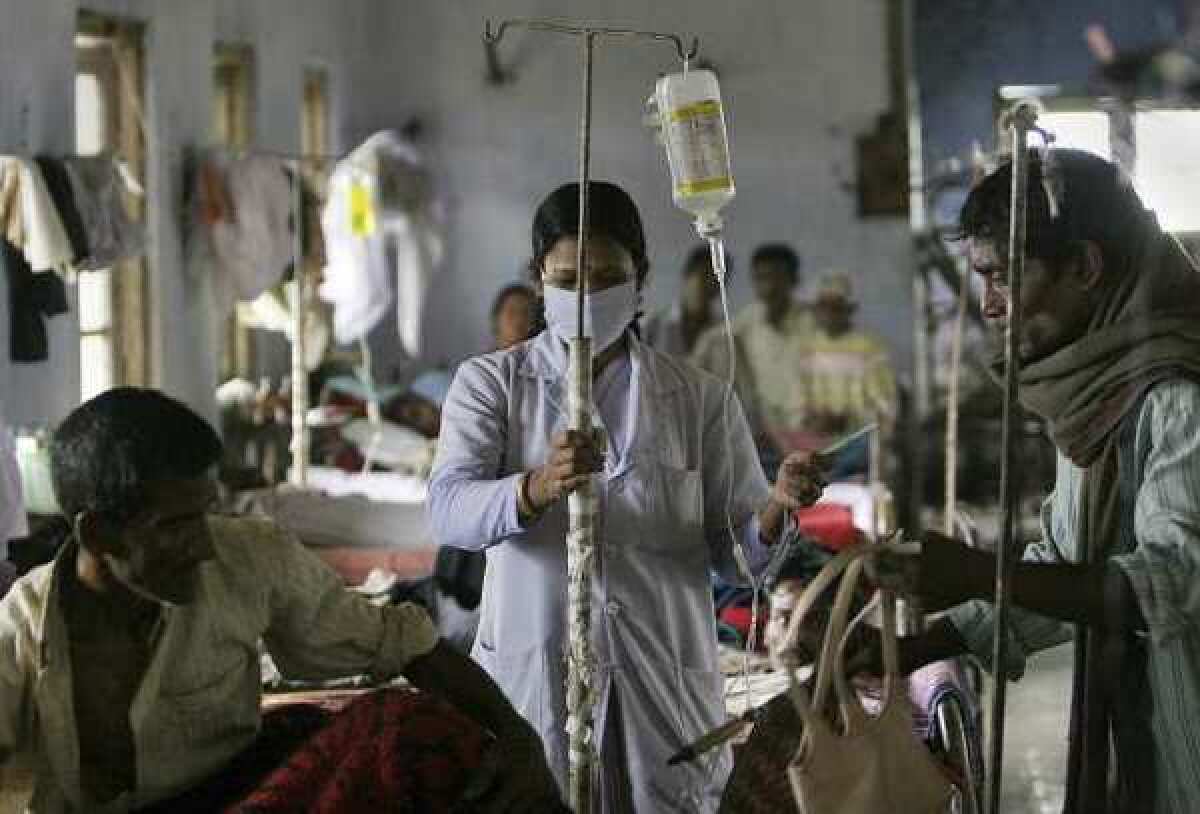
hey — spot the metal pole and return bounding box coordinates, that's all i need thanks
[944,254,968,537]
[565,31,597,814]
[985,102,1037,814]
[289,163,309,487]
[481,21,698,811]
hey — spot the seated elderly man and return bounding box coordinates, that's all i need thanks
[0,387,560,812]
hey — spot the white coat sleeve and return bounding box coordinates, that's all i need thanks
[427,359,525,551]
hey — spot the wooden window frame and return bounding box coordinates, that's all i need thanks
[75,13,150,398]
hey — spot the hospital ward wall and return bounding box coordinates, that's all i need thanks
[364,0,916,381]
[0,0,390,429]
[914,0,1162,183]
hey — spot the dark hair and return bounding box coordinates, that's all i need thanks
[683,243,733,279]
[528,181,650,285]
[958,148,1151,272]
[751,243,801,282]
[50,387,223,523]
[490,283,535,324]
[490,281,543,341]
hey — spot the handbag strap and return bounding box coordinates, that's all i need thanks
[811,555,867,718]
[829,585,902,733]
[785,544,870,738]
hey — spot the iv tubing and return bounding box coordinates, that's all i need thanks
[705,232,764,715]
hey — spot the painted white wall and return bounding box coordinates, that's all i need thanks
[0,0,383,429]
[0,0,914,431]
[360,1,913,381]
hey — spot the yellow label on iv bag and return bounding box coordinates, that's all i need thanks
[668,100,723,123]
[663,98,733,198]
[677,176,734,195]
[349,181,376,236]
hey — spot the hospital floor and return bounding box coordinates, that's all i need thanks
[994,642,1073,814]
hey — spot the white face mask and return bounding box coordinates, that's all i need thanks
[543,281,638,354]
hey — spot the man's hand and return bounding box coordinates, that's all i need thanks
[758,450,830,545]
[459,723,564,813]
[860,532,981,614]
[771,450,829,510]
[526,430,604,513]
[916,530,988,613]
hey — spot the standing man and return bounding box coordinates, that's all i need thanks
[858,149,1200,814]
[780,270,897,475]
[691,243,813,468]
[644,244,726,358]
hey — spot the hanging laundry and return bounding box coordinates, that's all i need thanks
[197,155,294,316]
[1,157,72,363]
[15,158,74,275]
[2,239,69,362]
[320,162,391,344]
[62,156,145,271]
[0,158,25,248]
[34,157,89,266]
[319,131,443,355]
[196,158,234,227]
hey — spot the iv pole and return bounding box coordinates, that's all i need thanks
[482,19,698,813]
[985,101,1038,814]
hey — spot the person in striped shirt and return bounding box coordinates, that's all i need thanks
[853,149,1200,814]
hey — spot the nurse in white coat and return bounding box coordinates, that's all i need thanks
[428,182,820,812]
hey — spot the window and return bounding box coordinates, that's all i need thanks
[1132,111,1200,233]
[75,13,149,401]
[1000,88,1200,234]
[214,44,256,380]
[1036,111,1111,161]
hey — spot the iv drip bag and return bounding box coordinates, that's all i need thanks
[649,69,735,236]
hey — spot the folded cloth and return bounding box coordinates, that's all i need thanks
[226,688,490,813]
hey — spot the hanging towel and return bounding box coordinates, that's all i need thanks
[16,159,74,274]
[62,156,145,271]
